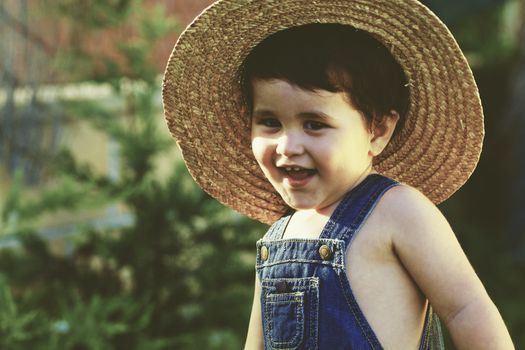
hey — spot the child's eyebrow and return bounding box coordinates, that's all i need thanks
[252,109,333,120]
[252,109,334,121]
[252,109,276,118]
[297,111,333,121]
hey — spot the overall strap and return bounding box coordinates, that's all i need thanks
[319,174,399,244]
[261,209,293,240]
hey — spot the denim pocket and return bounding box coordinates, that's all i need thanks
[265,292,304,348]
[261,277,319,350]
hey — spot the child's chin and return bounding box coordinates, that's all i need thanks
[275,189,320,210]
[283,199,318,211]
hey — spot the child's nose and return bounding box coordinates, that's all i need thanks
[276,132,304,156]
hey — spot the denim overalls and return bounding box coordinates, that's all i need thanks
[256,174,444,349]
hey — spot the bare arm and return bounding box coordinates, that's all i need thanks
[244,272,263,350]
[387,186,514,349]
[444,294,513,349]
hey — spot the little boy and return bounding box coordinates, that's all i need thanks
[162,1,514,349]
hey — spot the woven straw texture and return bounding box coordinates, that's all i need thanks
[162,0,484,224]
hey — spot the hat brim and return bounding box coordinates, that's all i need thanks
[162,0,484,224]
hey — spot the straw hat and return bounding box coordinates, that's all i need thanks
[162,0,484,224]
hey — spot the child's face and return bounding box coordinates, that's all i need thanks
[250,79,375,212]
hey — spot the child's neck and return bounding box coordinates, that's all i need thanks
[282,198,342,240]
[282,169,378,240]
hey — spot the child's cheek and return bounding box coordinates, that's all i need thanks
[251,137,270,167]
[251,136,278,181]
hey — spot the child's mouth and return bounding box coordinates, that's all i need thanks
[279,166,316,186]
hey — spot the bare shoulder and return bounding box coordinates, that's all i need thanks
[371,185,514,349]
[376,183,451,237]
[378,183,488,320]
[378,183,458,270]
[381,182,434,207]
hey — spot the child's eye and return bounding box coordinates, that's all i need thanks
[257,118,281,128]
[304,121,327,130]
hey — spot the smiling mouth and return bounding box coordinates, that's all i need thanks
[279,166,317,183]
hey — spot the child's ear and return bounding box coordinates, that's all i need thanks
[369,110,400,157]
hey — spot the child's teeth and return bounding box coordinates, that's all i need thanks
[285,167,302,172]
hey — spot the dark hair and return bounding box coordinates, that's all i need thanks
[241,23,409,134]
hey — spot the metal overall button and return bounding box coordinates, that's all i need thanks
[260,245,269,261]
[319,244,333,260]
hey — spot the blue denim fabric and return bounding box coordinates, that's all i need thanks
[256,174,443,349]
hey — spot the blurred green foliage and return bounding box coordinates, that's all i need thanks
[1,0,265,348]
[0,275,47,349]
[0,0,524,349]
